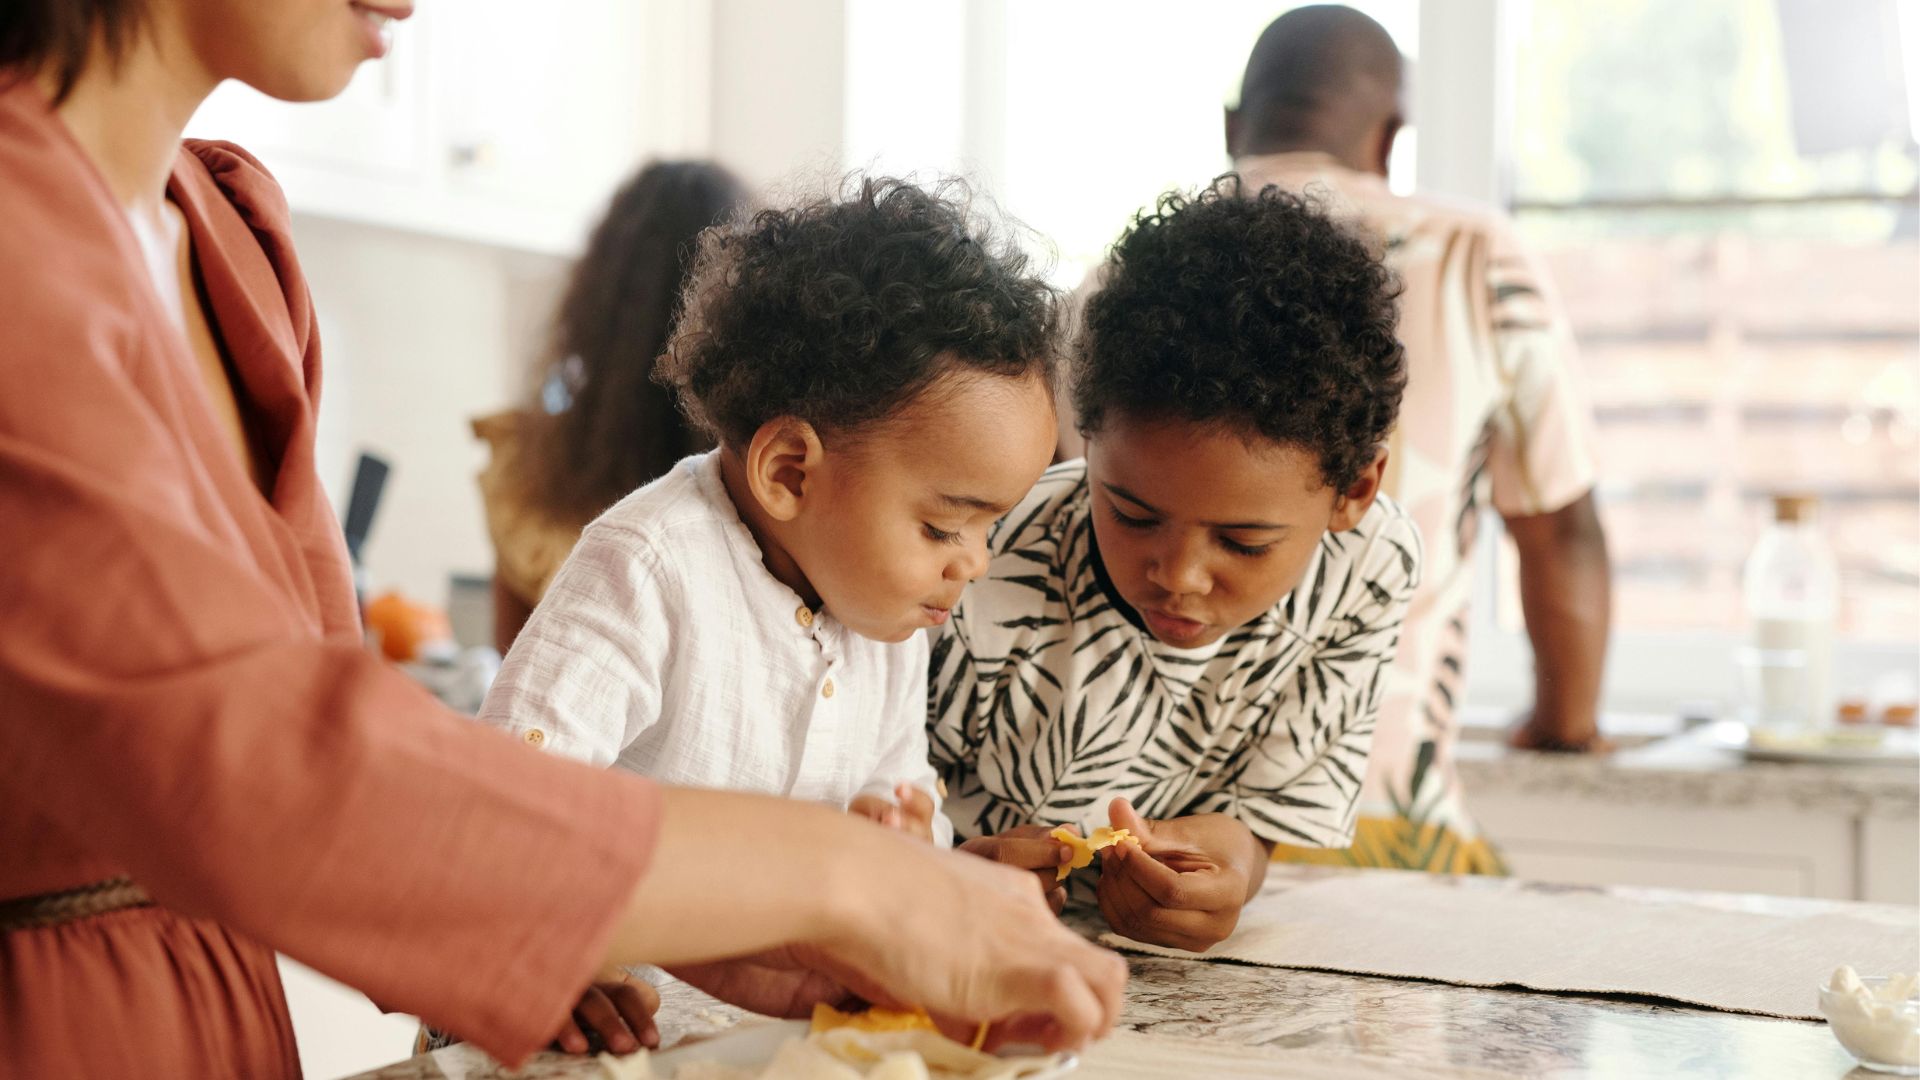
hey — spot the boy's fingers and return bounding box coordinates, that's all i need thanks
[1107,798,1153,844]
[1098,863,1219,951]
[1113,844,1229,911]
[992,837,1073,870]
[1097,858,1154,935]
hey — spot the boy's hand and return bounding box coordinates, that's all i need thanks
[551,976,660,1056]
[957,824,1075,914]
[848,784,939,843]
[1094,798,1266,953]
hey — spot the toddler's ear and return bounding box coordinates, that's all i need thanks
[743,417,824,522]
[1329,446,1388,531]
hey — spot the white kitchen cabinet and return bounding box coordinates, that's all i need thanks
[1471,794,1861,899]
[1451,714,1920,903]
[1862,815,1920,905]
[186,1,712,255]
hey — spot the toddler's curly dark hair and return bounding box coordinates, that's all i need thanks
[657,175,1060,447]
[1076,178,1406,490]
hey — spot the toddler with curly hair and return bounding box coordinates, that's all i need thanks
[932,179,1423,951]
[478,176,1061,849]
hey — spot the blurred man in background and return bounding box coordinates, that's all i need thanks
[1228,4,1612,873]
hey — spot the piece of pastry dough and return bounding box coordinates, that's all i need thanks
[1049,826,1140,882]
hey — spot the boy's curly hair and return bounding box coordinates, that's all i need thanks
[657,175,1060,447]
[1076,178,1406,491]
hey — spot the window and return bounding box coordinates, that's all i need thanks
[1505,0,1919,646]
[885,1,1419,287]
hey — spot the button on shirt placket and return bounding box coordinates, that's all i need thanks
[788,608,842,798]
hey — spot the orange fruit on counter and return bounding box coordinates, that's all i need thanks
[364,591,452,663]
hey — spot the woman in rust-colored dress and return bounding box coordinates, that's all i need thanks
[0,3,1125,1077]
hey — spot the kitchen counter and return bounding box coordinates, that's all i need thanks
[343,868,1885,1079]
[1456,722,1919,819]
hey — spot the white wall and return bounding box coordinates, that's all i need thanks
[296,213,568,607]
[289,0,873,610]
[709,0,848,192]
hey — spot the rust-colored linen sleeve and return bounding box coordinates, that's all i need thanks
[0,88,662,1066]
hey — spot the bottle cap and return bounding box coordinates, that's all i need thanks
[1771,493,1818,523]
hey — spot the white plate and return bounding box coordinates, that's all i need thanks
[1706,722,1920,766]
[649,1020,1077,1078]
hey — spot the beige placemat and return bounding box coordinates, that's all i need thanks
[1098,874,1920,1021]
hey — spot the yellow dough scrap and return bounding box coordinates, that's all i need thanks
[811,1004,987,1055]
[1049,825,1140,881]
[811,1003,939,1035]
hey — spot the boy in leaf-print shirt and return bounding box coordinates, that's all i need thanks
[931,181,1421,953]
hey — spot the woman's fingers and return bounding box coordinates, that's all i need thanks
[1007,942,1129,1049]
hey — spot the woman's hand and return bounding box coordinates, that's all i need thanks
[604,787,1127,1052]
[802,839,1127,1051]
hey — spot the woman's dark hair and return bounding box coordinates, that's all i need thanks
[657,175,1060,449]
[0,0,146,103]
[1076,177,1406,491]
[518,160,746,523]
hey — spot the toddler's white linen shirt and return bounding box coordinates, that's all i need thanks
[479,451,951,846]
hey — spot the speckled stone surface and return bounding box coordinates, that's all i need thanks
[341,868,1883,1079]
[1455,726,1919,818]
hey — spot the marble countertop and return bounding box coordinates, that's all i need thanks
[1455,719,1918,817]
[343,868,1885,1080]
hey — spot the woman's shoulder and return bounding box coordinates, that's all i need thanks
[174,139,318,356]
[0,80,145,356]
[179,140,293,235]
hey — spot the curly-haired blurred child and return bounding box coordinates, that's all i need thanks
[478,176,1061,850]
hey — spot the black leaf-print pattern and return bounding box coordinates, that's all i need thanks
[927,461,1422,849]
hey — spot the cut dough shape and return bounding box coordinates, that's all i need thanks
[1050,826,1140,882]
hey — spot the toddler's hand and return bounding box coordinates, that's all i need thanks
[894,782,936,843]
[848,784,937,844]
[849,792,903,831]
[551,976,659,1056]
